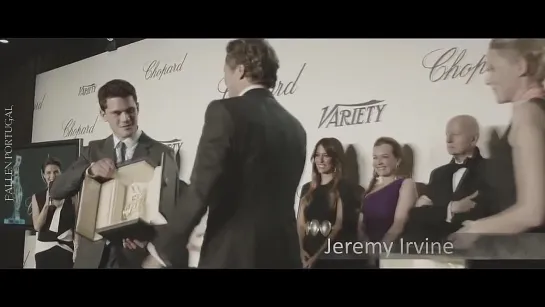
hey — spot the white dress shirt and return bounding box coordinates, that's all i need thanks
[86,129,143,176]
[445,161,468,223]
[238,84,265,96]
[112,129,142,162]
[84,129,142,246]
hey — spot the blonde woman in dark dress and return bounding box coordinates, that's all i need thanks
[451,39,545,267]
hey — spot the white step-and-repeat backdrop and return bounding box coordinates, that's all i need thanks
[26,39,509,268]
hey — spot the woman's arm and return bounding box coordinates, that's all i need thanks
[382,178,418,244]
[31,194,50,232]
[472,102,545,233]
[296,200,307,253]
[357,212,368,242]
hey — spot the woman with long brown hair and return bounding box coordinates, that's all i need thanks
[296,137,362,268]
[358,137,417,246]
[450,39,545,267]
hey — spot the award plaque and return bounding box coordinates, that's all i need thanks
[76,153,178,242]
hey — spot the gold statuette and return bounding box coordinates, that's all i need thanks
[122,183,147,221]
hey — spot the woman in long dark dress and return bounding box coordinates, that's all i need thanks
[296,138,367,269]
[32,157,77,269]
[451,39,545,267]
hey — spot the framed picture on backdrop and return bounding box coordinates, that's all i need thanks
[3,139,83,228]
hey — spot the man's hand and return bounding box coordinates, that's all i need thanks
[415,195,433,207]
[89,158,116,179]
[451,191,479,214]
[187,242,201,252]
[187,233,204,252]
[123,239,147,249]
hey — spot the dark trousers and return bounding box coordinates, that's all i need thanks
[98,243,118,268]
[35,246,73,269]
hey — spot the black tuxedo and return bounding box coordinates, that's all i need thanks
[153,88,307,268]
[404,148,495,242]
[49,132,178,268]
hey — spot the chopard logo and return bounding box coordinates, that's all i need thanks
[217,63,307,99]
[318,100,387,129]
[421,47,487,84]
[143,53,188,81]
[62,116,98,139]
[78,83,96,96]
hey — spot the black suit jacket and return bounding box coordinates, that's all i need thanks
[49,132,178,268]
[405,149,495,242]
[153,88,307,268]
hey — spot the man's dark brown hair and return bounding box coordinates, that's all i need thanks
[97,79,138,111]
[225,39,280,88]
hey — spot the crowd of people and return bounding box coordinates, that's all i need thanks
[31,38,545,269]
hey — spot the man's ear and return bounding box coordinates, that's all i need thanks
[517,56,530,78]
[237,64,246,80]
[100,109,106,122]
[472,134,480,146]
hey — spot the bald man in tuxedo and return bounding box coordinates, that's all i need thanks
[404,115,496,247]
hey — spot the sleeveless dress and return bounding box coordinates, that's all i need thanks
[301,179,371,268]
[472,98,545,268]
[362,178,405,242]
[34,189,75,268]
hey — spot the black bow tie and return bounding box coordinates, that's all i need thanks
[450,158,470,171]
[451,163,467,172]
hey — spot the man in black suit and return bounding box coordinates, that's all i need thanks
[404,115,495,245]
[49,79,179,268]
[145,39,307,268]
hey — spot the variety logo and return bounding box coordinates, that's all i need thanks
[318,100,387,129]
[143,53,188,81]
[217,63,307,99]
[78,83,96,96]
[421,47,487,84]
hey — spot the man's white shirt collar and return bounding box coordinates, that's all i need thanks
[238,85,266,97]
[113,128,142,148]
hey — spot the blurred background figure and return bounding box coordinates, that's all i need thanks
[451,39,545,268]
[31,157,77,269]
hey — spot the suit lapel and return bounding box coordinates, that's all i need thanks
[101,135,116,161]
[133,132,153,160]
[438,167,454,200]
[453,168,470,195]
